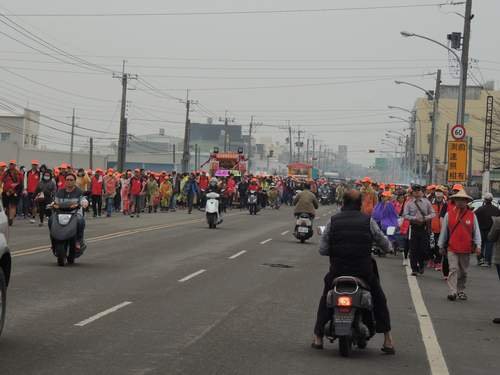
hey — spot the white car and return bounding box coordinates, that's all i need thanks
[0,200,11,337]
[469,199,500,211]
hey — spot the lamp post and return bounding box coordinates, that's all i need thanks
[394,73,441,184]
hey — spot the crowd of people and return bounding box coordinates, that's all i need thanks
[0,159,342,227]
[353,176,499,308]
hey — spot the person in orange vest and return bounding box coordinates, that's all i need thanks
[438,190,481,301]
[430,186,448,271]
[90,168,104,217]
[360,177,378,216]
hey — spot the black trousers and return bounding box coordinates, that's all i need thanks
[410,225,430,272]
[313,269,391,337]
[91,195,102,217]
[432,232,442,263]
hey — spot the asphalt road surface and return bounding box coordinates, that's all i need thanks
[1,206,499,375]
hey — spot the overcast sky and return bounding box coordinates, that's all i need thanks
[0,0,498,165]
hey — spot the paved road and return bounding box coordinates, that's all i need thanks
[1,206,499,374]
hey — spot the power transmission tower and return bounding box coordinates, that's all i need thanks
[114,60,137,172]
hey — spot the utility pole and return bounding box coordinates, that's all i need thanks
[296,130,303,162]
[248,116,254,172]
[69,108,75,166]
[114,60,137,172]
[172,144,176,170]
[181,90,197,173]
[429,69,441,183]
[306,138,310,164]
[194,144,199,170]
[288,122,293,164]
[318,144,322,171]
[457,0,473,126]
[312,137,316,168]
[89,137,94,170]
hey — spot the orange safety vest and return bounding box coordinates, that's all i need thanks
[431,200,445,233]
[447,208,475,254]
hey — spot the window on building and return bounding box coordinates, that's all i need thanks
[0,132,10,142]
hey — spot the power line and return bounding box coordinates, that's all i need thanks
[4,3,460,17]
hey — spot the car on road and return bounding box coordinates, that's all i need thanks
[0,199,12,337]
[469,199,500,211]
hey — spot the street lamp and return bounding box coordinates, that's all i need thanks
[400,30,465,126]
[394,80,434,101]
[387,105,413,114]
[387,130,406,137]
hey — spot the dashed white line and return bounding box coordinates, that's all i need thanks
[228,250,247,260]
[281,230,289,235]
[74,301,132,327]
[260,238,273,245]
[405,266,449,375]
[178,269,207,283]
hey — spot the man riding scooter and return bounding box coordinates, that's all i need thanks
[312,189,395,354]
[293,183,319,221]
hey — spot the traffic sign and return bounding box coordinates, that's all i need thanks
[451,124,466,140]
[448,141,467,183]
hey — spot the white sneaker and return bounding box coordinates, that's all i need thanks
[29,219,36,224]
[402,258,408,266]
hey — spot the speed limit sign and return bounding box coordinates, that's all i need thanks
[451,124,466,140]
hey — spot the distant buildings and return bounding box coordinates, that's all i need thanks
[0,109,40,150]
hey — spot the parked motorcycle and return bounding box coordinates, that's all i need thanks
[248,191,258,215]
[50,200,87,267]
[293,213,313,243]
[324,276,375,357]
[206,192,221,229]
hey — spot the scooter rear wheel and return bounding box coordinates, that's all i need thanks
[339,336,352,357]
[55,242,66,267]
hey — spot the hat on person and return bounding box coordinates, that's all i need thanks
[31,160,40,165]
[9,159,16,165]
[435,185,446,192]
[483,192,494,201]
[60,162,69,169]
[411,184,423,191]
[452,184,464,191]
[0,161,6,167]
[379,183,386,189]
[427,184,436,190]
[450,189,473,201]
[382,191,392,198]
[107,168,114,173]
[361,176,372,183]
[95,168,103,173]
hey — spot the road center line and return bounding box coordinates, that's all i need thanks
[260,238,272,245]
[74,301,132,327]
[178,269,206,283]
[405,266,449,375]
[228,250,247,260]
[281,230,289,235]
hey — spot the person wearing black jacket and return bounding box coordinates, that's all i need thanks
[34,170,56,226]
[475,193,500,266]
[312,189,395,354]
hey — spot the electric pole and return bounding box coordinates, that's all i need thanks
[296,130,303,163]
[114,60,137,172]
[172,144,176,170]
[312,137,316,168]
[89,137,94,170]
[69,108,75,166]
[288,122,293,164]
[181,90,197,173]
[429,69,441,183]
[457,0,472,126]
[248,116,254,172]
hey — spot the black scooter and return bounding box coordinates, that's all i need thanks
[50,202,86,266]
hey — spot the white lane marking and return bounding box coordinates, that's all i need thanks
[74,301,132,327]
[228,250,247,260]
[405,266,449,375]
[260,238,272,245]
[178,269,207,283]
[281,230,289,236]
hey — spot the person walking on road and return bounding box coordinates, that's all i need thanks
[438,190,481,301]
[474,193,500,267]
[487,215,500,324]
[430,186,448,271]
[103,169,118,217]
[360,177,377,216]
[129,169,145,218]
[403,185,435,276]
[34,169,56,227]
[90,169,104,217]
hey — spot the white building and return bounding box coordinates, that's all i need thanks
[0,109,40,149]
